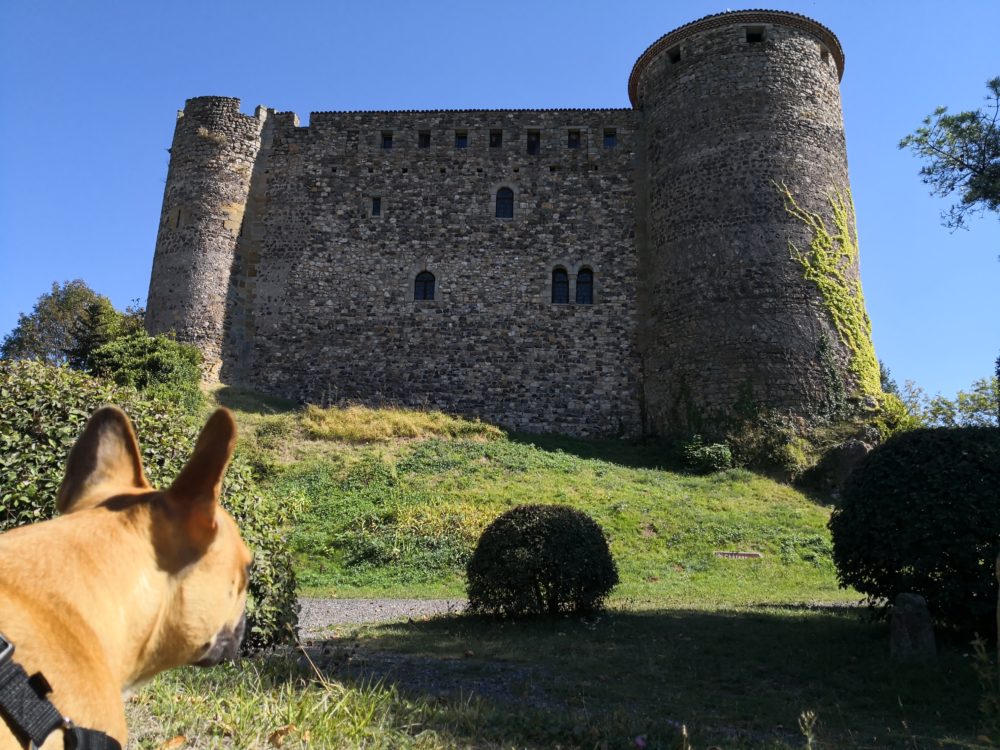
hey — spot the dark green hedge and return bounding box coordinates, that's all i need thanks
[0,360,297,650]
[829,426,1000,635]
[467,504,618,617]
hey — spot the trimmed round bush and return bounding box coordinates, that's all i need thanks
[829,426,1000,635]
[466,504,618,617]
[0,360,298,651]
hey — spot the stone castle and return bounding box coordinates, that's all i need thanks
[145,9,879,438]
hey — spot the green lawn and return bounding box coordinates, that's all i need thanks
[123,391,988,749]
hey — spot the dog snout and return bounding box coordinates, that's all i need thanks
[193,613,247,667]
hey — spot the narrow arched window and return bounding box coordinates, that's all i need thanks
[496,188,514,219]
[552,268,569,304]
[414,271,435,301]
[576,268,594,304]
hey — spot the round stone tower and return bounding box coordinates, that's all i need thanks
[145,96,266,377]
[631,10,877,435]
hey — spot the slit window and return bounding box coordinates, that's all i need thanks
[527,130,540,155]
[418,130,431,148]
[820,46,830,63]
[746,27,764,44]
[567,129,581,149]
[496,187,514,218]
[603,128,617,149]
[552,268,569,304]
[576,268,594,304]
[414,271,435,301]
[455,130,468,148]
[490,129,503,148]
[381,131,393,149]
[371,196,381,216]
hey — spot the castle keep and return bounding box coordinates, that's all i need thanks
[146,10,878,438]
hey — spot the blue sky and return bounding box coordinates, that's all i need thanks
[1,0,997,399]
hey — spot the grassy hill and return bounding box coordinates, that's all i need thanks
[216,387,849,606]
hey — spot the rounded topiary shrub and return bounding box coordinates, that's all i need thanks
[829,426,1000,636]
[0,360,298,651]
[466,504,618,617]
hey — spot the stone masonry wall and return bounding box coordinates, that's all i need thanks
[228,109,644,437]
[146,97,265,376]
[634,13,856,434]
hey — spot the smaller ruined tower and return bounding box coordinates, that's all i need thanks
[145,97,266,376]
[632,10,878,435]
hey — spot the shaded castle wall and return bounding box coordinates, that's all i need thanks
[633,12,858,434]
[228,109,644,437]
[145,97,266,375]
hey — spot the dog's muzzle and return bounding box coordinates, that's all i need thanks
[193,612,246,667]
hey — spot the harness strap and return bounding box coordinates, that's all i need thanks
[64,726,122,750]
[0,654,64,747]
[0,634,121,750]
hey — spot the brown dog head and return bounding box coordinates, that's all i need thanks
[56,406,253,673]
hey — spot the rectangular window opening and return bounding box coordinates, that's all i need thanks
[603,128,617,149]
[371,196,381,217]
[667,46,681,64]
[819,46,830,63]
[527,130,540,155]
[567,129,581,149]
[746,27,764,44]
[455,130,468,148]
[381,131,393,149]
[489,129,503,148]
[418,130,431,148]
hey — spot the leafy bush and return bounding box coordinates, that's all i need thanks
[466,504,618,617]
[680,435,733,474]
[829,426,1000,635]
[0,360,297,650]
[89,332,203,412]
[872,392,922,439]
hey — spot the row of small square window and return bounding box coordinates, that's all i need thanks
[412,268,594,304]
[379,128,618,153]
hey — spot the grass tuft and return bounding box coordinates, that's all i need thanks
[300,404,504,443]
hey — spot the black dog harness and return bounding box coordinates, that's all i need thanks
[0,632,121,750]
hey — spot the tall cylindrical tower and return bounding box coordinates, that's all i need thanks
[145,96,266,376]
[632,10,878,435]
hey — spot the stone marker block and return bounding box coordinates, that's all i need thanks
[890,592,936,661]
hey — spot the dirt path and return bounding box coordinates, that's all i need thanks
[297,597,465,638]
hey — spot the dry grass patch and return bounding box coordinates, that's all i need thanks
[301,405,504,443]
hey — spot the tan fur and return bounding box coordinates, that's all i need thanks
[0,407,252,749]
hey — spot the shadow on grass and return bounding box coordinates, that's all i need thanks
[309,607,982,749]
[508,431,680,472]
[213,385,299,415]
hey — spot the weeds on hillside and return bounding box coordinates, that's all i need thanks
[301,404,503,443]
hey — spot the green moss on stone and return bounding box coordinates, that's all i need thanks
[777,182,881,399]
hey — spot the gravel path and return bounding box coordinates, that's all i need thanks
[297,597,466,638]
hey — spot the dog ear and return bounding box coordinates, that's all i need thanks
[167,409,238,545]
[57,406,151,514]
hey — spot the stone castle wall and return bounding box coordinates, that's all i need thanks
[145,97,266,375]
[225,109,644,437]
[633,13,856,433]
[146,10,873,438]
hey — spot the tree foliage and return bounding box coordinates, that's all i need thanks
[1,280,109,364]
[899,77,1000,229]
[901,377,998,428]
